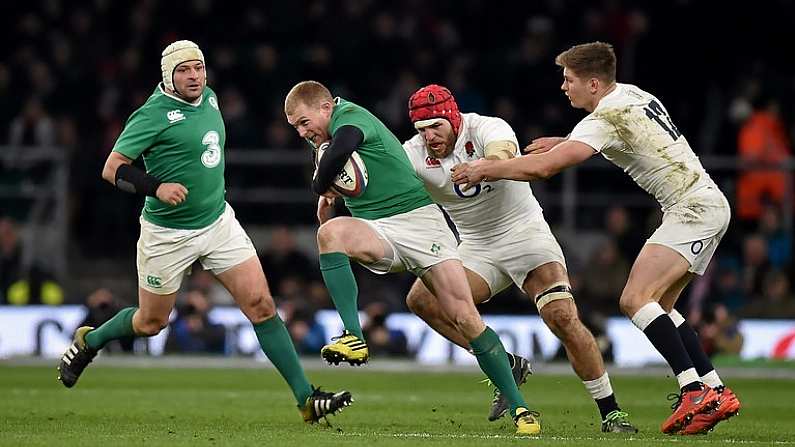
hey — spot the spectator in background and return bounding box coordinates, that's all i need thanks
[0,217,22,303]
[741,270,795,318]
[742,234,772,300]
[78,288,133,353]
[219,86,258,148]
[187,268,235,306]
[286,305,327,355]
[264,117,293,149]
[164,289,226,354]
[579,239,630,316]
[362,302,409,357]
[758,205,791,269]
[736,95,791,223]
[604,206,645,262]
[698,304,743,357]
[258,226,315,298]
[8,98,55,146]
[5,265,64,306]
[710,260,746,313]
[306,280,332,310]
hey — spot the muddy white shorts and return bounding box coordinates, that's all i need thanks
[646,188,731,275]
[460,214,567,304]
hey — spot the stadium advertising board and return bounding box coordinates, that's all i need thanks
[1,306,793,365]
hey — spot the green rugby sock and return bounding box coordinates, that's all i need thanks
[319,252,364,339]
[253,315,313,405]
[470,326,528,414]
[84,307,137,350]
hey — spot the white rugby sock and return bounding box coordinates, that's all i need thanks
[630,302,666,331]
[583,372,613,400]
[676,368,700,389]
[668,309,686,327]
[701,370,724,388]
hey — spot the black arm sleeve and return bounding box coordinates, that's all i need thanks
[312,125,364,195]
[115,163,162,197]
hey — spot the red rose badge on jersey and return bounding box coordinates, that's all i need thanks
[465,141,475,158]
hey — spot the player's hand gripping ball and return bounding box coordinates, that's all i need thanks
[315,141,369,197]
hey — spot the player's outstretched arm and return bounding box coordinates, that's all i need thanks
[452,140,595,184]
[101,151,187,205]
[523,136,567,154]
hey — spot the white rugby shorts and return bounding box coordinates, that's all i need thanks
[136,203,257,294]
[459,214,567,304]
[356,204,460,277]
[646,187,731,275]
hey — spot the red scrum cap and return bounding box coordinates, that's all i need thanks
[408,84,462,136]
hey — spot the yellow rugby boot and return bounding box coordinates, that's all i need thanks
[513,407,542,435]
[320,330,369,366]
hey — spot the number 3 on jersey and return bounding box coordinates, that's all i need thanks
[201,130,221,168]
[454,183,493,198]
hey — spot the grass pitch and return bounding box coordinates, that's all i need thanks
[1,363,793,446]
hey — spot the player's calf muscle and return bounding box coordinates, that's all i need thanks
[405,290,433,315]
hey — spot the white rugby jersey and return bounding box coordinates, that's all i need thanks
[568,83,717,210]
[403,113,543,241]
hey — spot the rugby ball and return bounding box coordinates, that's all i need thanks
[316,143,368,197]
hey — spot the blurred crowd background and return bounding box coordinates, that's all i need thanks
[1,1,794,359]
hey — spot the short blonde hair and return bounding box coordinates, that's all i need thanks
[555,42,616,83]
[284,80,333,114]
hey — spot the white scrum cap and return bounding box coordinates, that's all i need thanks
[161,40,205,91]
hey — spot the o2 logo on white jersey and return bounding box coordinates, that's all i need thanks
[201,130,222,168]
[454,183,493,198]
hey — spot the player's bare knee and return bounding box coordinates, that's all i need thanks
[243,293,276,323]
[136,317,168,336]
[542,304,579,338]
[619,292,648,317]
[449,311,483,339]
[317,220,345,251]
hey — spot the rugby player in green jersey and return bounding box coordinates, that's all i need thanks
[285,81,540,435]
[57,41,352,424]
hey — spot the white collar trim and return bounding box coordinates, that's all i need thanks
[158,83,204,107]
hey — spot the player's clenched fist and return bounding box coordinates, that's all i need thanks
[156,183,188,205]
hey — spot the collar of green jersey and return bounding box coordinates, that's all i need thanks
[158,83,204,107]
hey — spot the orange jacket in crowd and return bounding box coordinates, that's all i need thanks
[737,109,792,220]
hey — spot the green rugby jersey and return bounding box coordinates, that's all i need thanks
[113,84,226,229]
[328,98,433,219]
